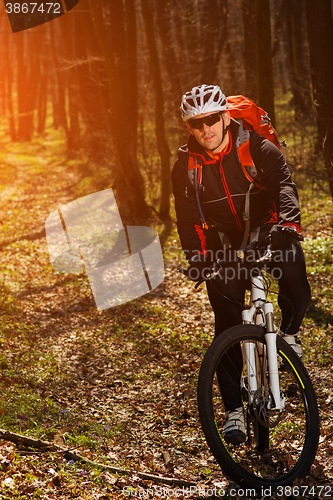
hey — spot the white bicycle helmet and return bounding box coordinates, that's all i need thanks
[180,84,227,121]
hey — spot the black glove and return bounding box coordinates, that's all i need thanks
[269,225,298,250]
[188,254,212,282]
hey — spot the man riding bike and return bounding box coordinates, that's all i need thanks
[171,84,310,445]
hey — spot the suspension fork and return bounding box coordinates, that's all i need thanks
[241,275,284,410]
[242,274,266,403]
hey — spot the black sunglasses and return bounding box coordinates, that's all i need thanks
[188,112,223,129]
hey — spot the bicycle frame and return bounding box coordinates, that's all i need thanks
[242,272,285,411]
[181,237,303,414]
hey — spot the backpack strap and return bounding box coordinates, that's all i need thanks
[237,140,265,189]
[235,119,251,147]
[236,120,265,247]
[234,119,265,189]
[188,153,208,230]
[239,181,254,249]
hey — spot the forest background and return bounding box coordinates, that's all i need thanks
[0,0,332,498]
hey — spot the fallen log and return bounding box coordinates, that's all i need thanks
[0,428,196,488]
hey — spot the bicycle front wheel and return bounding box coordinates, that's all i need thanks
[197,325,319,492]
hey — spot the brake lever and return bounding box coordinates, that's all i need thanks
[178,267,188,276]
[194,279,205,289]
[179,261,222,289]
[178,267,211,289]
[194,266,220,288]
[256,244,273,264]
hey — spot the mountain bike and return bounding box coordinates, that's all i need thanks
[183,236,320,492]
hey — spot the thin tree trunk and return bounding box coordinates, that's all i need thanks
[89,0,150,221]
[141,0,171,221]
[125,0,138,162]
[271,0,289,95]
[255,0,276,126]
[59,12,80,150]
[37,48,48,134]
[182,0,201,89]
[286,0,311,120]
[4,32,16,141]
[67,75,80,150]
[14,32,40,141]
[305,0,333,197]
[15,32,30,140]
[271,0,287,59]
[241,0,257,100]
[200,0,228,83]
[50,22,69,137]
[155,0,182,108]
[26,42,40,138]
[76,0,112,158]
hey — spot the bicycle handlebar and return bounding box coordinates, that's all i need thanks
[179,229,304,288]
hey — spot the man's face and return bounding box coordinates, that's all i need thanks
[186,111,231,153]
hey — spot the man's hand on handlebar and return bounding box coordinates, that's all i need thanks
[269,225,303,250]
[179,230,304,287]
[187,253,213,282]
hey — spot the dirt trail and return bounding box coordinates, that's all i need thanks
[0,140,332,498]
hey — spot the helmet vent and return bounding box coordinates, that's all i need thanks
[180,84,227,121]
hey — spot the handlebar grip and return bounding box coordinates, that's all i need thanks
[266,228,304,245]
[281,226,304,241]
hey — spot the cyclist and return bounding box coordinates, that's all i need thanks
[171,84,311,445]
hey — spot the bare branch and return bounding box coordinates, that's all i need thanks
[0,428,196,488]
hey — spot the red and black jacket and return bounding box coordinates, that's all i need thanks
[171,120,301,261]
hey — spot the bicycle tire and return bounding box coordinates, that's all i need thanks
[197,324,319,492]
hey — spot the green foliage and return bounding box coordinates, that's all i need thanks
[303,236,333,274]
[0,391,57,434]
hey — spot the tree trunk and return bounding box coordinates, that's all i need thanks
[286,0,312,120]
[59,12,80,150]
[50,22,69,137]
[241,0,258,100]
[255,0,276,126]
[26,41,40,138]
[67,73,80,151]
[271,0,289,95]
[88,0,150,222]
[14,32,40,141]
[15,33,30,140]
[37,48,48,134]
[305,0,333,197]
[154,0,182,117]
[200,0,228,84]
[124,0,138,163]
[75,0,111,158]
[4,32,16,141]
[181,0,201,89]
[141,0,171,221]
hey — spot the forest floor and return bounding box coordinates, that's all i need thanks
[0,128,332,500]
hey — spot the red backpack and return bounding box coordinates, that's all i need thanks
[188,95,288,235]
[227,95,282,146]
